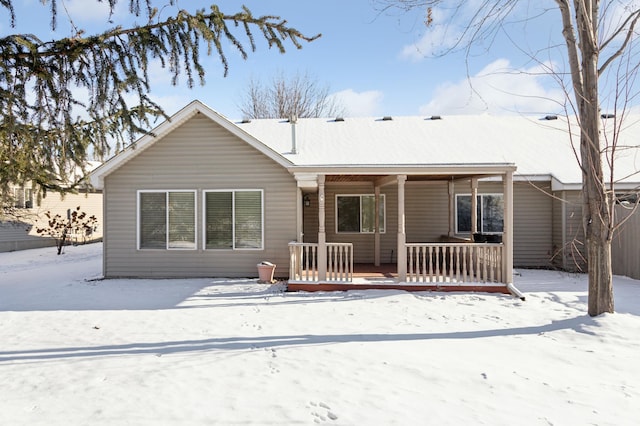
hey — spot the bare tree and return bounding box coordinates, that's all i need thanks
[377,0,640,316]
[238,71,345,119]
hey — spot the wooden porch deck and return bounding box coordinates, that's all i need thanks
[286,263,513,296]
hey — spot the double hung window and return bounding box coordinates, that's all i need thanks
[204,190,263,250]
[138,191,196,249]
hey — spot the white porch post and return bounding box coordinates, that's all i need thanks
[471,178,479,237]
[448,180,455,236]
[296,188,303,242]
[374,185,381,266]
[503,171,514,283]
[317,175,327,281]
[397,175,407,281]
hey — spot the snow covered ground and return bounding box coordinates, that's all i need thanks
[1,243,639,425]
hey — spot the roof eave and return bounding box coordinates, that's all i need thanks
[287,163,517,176]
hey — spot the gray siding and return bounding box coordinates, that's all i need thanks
[512,182,553,268]
[551,192,564,269]
[551,190,586,272]
[103,114,297,278]
[302,180,554,268]
[405,182,450,243]
[612,205,640,280]
[552,192,640,277]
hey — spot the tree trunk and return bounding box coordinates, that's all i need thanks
[57,227,68,255]
[576,1,615,316]
[581,104,615,316]
[586,234,614,315]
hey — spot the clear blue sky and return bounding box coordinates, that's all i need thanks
[3,1,627,119]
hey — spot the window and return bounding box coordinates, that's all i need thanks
[138,191,196,249]
[456,194,504,234]
[204,190,263,250]
[336,194,385,233]
[13,187,33,209]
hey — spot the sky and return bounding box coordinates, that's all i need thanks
[1,1,632,119]
[1,242,640,424]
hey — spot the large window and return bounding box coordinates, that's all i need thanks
[204,190,263,250]
[336,194,385,233]
[138,191,196,249]
[456,194,504,234]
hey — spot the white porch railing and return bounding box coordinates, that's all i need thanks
[289,242,503,284]
[406,243,503,283]
[288,242,354,282]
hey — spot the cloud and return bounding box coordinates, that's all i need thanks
[399,0,542,62]
[400,25,462,61]
[329,89,384,117]
[400,7,462,61]
[61,0,127,24]
[419,59,567,115]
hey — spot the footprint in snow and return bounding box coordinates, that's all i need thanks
[309,401,338,422]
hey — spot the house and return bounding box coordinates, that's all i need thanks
[1,165,103,252]
[89,100,640,292]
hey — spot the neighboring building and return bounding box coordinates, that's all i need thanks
[89,100,640,288]
[1,165,103,252]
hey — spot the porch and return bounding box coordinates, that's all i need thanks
[288,241,522,298]
[286,168,523,299]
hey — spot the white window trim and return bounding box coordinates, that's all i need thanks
[137,190,198,250]
[202,189,264,251]
[335,193,386,234]
[12,186,34,209]
[455,193,504,235]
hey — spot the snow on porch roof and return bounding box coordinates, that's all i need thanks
[237,113,640,186]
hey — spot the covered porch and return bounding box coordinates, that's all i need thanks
[287,166,523,299]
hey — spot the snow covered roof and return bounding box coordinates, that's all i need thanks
[91,100,640,190]
[237,113,640,187]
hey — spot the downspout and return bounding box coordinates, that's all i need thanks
[507,283,526,301]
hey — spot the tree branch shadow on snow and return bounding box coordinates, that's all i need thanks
[0,315,598,364]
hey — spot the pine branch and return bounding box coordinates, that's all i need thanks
[0,3,319,203]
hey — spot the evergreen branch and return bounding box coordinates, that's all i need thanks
[0,3,319,203]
